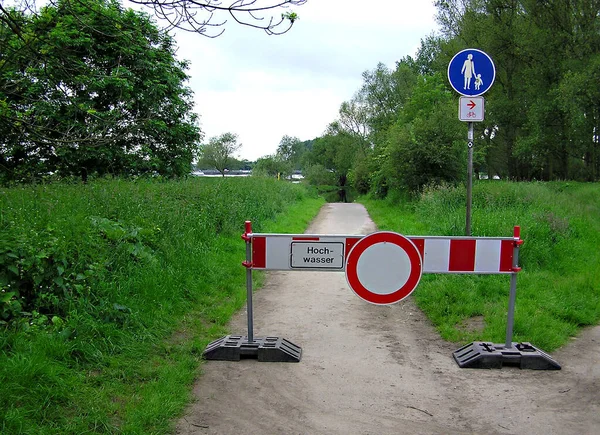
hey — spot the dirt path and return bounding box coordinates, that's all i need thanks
[176,203,599,435]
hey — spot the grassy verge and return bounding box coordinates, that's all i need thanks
[360,181,600,351]
[0,177,324,434]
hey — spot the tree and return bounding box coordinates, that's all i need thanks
[432,0,600,181]
[198,132,241,176]
[334,56,420,195]
[0,0,201,184]
[253,154,292,178]
[303,163,335,187]
[356,59,419,148]
[372,73,464,195]
[304,126,362,202]
[338,98,369,142]
[276,135,306,170]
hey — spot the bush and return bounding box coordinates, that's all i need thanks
[0,178,313,326]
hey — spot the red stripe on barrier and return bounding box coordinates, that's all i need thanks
[345,237,361,258]
[449,239,476,272]
[292,237,320,241]
[410,238,425,261]
[252,236,266,268]
[499,239,514,272]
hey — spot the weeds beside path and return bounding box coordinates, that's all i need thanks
[360,181,600,351]
[0,177,324,434]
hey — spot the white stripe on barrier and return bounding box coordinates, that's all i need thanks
[423,239,451,273]
[474,239,502,272]
[265,236,294,271]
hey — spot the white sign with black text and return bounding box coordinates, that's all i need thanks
[290,242,345,269]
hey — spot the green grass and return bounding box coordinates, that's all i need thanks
[360,181,600,351]
[0,177,324,434]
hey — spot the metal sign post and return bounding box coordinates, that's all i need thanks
[466,123,474,236]
[243,221,254,343]
[505,226,523,348]
[449,49,495,237]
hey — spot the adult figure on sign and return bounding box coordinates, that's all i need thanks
[461,54,475,90]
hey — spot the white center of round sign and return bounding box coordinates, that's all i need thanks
[356,243,411,295]
[345,231,423,305]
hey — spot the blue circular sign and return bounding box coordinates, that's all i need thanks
[447,49,495,96]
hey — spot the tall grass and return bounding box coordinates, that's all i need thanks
[0,177,324,434]
[360,181,600,351]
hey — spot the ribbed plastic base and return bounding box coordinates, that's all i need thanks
[203,335,302,362]
[453,342,560,370]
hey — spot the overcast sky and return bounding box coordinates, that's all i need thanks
[171,1,439,161]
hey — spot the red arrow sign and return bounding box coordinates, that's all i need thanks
[459,96,484,121]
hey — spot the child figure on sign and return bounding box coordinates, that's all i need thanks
[474,74,483,91]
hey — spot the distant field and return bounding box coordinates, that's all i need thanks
[361,181,600,351]
[0,177,324,434]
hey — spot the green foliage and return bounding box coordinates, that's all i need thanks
[198,132,242,176]
[282,11,298,24]
[434,0,600,181]
[302,128,363,201]
[302,164,335,185]
[0,177,323,433]
[275,135,307,171]
[358,60,418,141]
[361,181,600,351]
[306,55,465,199]
[301,164,341,201]
[374,73,464,193]
[304,0,600,205]
[0,229,94,325]
[253,154,293,178]
[0,0,200,184]
[348,154,372,195]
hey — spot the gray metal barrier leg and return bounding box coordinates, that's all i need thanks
[203,221,302,363]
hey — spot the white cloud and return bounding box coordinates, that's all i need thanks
[172,0,439,160]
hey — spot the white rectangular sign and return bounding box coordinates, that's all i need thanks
[290,242,344,269]
[459,96,484,122]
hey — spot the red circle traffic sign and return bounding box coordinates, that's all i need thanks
[345,231,422,305]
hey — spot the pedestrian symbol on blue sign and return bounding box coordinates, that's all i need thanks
[448,49,495,97]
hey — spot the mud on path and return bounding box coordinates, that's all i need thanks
[177,203,599,435]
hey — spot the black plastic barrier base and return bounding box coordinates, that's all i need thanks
[203,335,302,362]
[453,342,561,370]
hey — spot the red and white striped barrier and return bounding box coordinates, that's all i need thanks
[203,222,551,368]
[249,233,519,274]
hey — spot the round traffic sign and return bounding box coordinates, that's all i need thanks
[345,232,422,305]
[448,48,495,97]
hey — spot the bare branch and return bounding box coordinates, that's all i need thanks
[127,0,306,36]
